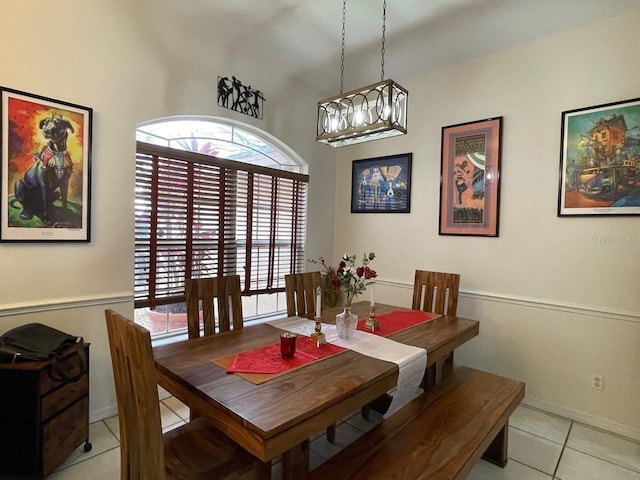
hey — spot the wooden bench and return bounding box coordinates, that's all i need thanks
[305,366,525,480]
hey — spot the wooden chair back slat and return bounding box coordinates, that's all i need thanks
[285,271,322,319]
[105,309,165,480]
[185,275,243,339]
[412,270,460,316]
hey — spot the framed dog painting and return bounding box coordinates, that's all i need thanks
[351,153,412,213]
[1,87,92,242]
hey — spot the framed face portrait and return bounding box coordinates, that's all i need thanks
[439,117,502,236]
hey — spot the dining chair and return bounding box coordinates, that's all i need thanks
[185,274,243,339]
[185,275,244,420]
[412,270,460,316]
[284,271,322,319]
[412,269,461,386]
[104,309,269,480]
[284,271,339,443]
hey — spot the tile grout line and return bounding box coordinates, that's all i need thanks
[509,424,566,446]
[102,418,119,441]
[558,420,640,477]
[561,445,640,477]
[552,420,573,479]
[506,458,553,478]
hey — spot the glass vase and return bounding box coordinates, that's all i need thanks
[336,307,358,340]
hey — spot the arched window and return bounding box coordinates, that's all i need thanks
[134,116,309,336]
[136,115,307,173]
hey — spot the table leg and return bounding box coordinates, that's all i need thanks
[255,460,273,479]
[441,351,454,378]
[281,439,310,480]
[422,363,436,390]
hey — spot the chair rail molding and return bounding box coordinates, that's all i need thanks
[0,293,133,317]
[376,278,639,325]
[2,280,638,326]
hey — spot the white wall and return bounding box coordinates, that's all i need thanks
[335,11,640,439]
[0,0,335,421]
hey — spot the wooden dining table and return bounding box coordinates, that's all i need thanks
[153,301,479,479]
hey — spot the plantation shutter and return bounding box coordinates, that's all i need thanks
[134,142,308,309]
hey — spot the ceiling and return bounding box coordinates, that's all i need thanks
[143,0,640,96]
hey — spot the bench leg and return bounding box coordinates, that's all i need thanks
[482,423,509,467]
[326,423,336,443]
[282,439,310,480]
[441,351,454,378]
[361,405,370,421]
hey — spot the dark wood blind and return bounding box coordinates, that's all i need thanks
[134,142,308,309]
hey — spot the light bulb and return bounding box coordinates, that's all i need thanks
[330,115,339,132]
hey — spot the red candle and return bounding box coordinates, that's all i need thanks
[280,332,297,358]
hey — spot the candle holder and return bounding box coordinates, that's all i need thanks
[280,332,297,358]
[310,316,327,347]
[365,305,379,332]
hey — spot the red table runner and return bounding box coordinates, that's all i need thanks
[356,309,440,336]
[213,309,439,384]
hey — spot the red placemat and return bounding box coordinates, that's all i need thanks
[211,337,347,384]
[356,309,440,337]
[227,339,345,374]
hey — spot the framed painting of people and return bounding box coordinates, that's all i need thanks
[351,153,412,213]
[1,87,92,241]
[439,117,502,236]
[558,97,640,216]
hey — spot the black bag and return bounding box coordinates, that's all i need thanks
[0,323,87,383]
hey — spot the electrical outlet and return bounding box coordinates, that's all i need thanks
[591,373,604,391]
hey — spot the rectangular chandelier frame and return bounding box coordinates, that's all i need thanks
[316,79,408,147]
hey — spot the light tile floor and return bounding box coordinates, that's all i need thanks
[47,400,640,480]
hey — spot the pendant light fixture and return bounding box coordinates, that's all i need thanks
[316,0,408,147]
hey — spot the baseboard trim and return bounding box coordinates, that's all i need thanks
[89,404,119,424]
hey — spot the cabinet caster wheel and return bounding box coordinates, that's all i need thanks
[84,441,93,452]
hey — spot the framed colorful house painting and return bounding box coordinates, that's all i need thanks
[558,97,640,216]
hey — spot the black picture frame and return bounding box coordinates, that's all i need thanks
[351,153,412,213]
[1,87,92,242]
[439,117,502,236]
[558,97,640,216]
